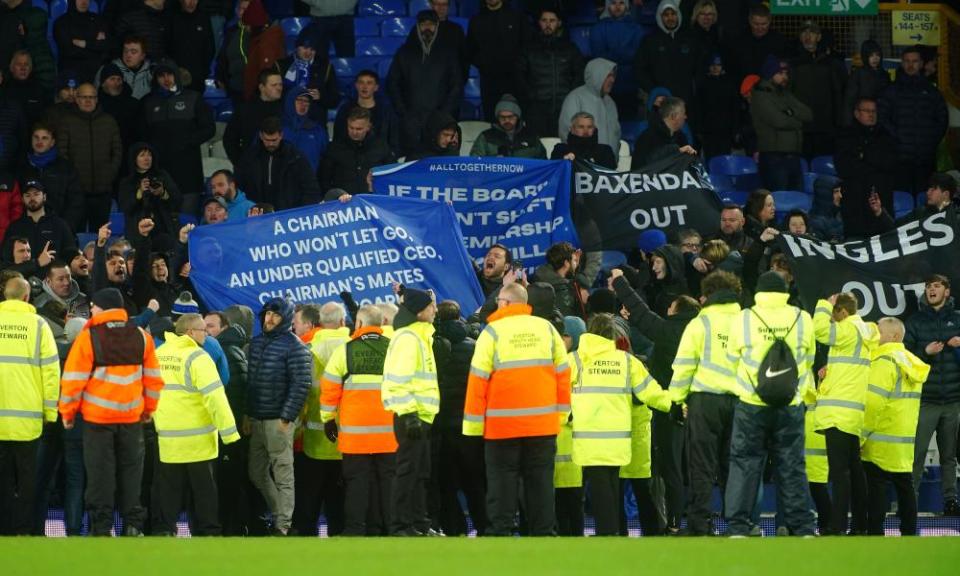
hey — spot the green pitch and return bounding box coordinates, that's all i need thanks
[1,537,957,575]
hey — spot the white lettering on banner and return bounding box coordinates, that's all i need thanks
[574,171,702,194]
[844,281,926,318]
[629,206,689,230]
[387,182,549,203]
[781,212,954,263]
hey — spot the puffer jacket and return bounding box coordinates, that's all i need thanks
[532,263,588,319]
[53,0,112,82]
[904,297,960,405]
[8,2,55,91]
[750,79,813,154]
[470,123,546,159]
[516,30,585,113]
[96,58,154,100]
[58,106,123,196]
[878,72,948,165]
[246,298,313,422]
[434,318,476,432]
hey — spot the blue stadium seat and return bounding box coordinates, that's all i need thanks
[772,191,812,221]
[709,173,733,192]
[331,57,383,78]
[358,0,406,16]
[459,99,481,120]
[354,16,382,37]
[109,212,125,237]
[803,172,839,195]
[569,26,591,57]
[408,0,458,14]
[76,232,98,248]
[458,0,479,17]
[216,108,233,122]
[620,121,644,145]
[263,0,294,18]
[450,16,468,29]
[464,78,480,99]
[798,157,809,174]
[709,154,758,176]
[378,58,392,82]
[720,190,748,207]
[281,16,310,39]
[811,155,836,176]
[179,213,199,227]
[356,37,405,56]
[50,0,67,19]
[32,0,47,12]
[894,191,915,218]
[381,16,415,37]
[469,64,478,78]
[600,250,626,269]
[204,78,227,100]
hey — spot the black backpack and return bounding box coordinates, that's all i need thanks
[750,309,802,408]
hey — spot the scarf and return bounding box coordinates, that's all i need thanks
[29,146,58,169]
[290,57,311,88]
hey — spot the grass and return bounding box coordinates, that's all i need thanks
[1,537,959,576]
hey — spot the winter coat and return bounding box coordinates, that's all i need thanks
[1,212,76,257]
[750,79,813,154]
[168,7,216,90]
[466,4,529,76]
[633,0,699,105]
[96,58,154,100]
[277,53,340,123]
[333,97,399,152]
[130,233,180,315]
[590,10,645,67]
[694,70,738,154]
[387,30,462,153]
[834,120,898,238]
[217,324,249,420]
[470,123,546,159]
[878,72,948,165]
[559,58,620,153]
[140,76,215,199]
[515,31,585,125]
[4,76,49,127]
[321,133,395,195]
[405,111,460,160]
[53,0,112,83]
[790,47,846,133]
[550,131,616,169]
[115,4,170,59]
[236,140,322,210]
[32,277,89,319]
[117,142,181,241]
[407,18,468,80]
[19,152,84,231]
[843,40,889,126]
[7,2,55,91]
[222,95,283,165]
[531,263,587,319]
[731,29,786,79]
[246,298,313,421]
[58,106,123,197]
[281,88,329,173]
[905,297,960,405]
[0,177,23,245]
[0,96,27,174]
[98,82,140,160]
[434,318,476,432]
[631,116,687,169]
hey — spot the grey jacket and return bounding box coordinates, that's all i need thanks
[750,79,813,154]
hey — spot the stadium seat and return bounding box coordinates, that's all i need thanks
[811,155,835,176]
[354,16,381,37]
[709,173,734,192]
[358,0,406,16]
[894,191,915,219]
[409,0,457,13]
[281,16,310,39]
[203,78,227,100]
[179,213,199,227]
[76,232,97,249]
[464,77,481,99]
[108,212,125,237]
[356,37,405,56]
[458,100,481,121]
[802,172,839,195]
[616,155,631,171]
[209,140,227,160]
[32,0,47,12]
[709,154,757,177]
[203,157,233,178]
[50,0,67,20]
[381,16,415,36]
[600,250,626,269]
[798,157,809,174]
[772,190,812,221]
[569,26,591,56]
[567,1,598,24]
[459,120,488,143]
[720,190,749,207]
[618,140,630,158]
[378,58,392,82]
[216,108,233,122]
[540,137,560,157]
[450,16,468,29]
[469,64,479,78]
[331,57,382,78]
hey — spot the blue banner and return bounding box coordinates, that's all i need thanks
[371,157,578,268]
[188,195,484,315]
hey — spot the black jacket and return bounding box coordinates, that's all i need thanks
[333,97,400,153]
[790,47,845,133]
[408,18,467,79]
[731,29,786,78]
[217,324,249,420]
[3,76,49,128]
[223,96,283,165]
[405,111,461,160]
[98,82,140,167]
[634,29,699,104]
[117,142,181,244]
[834,120,898,238]
[0,212,76,257]
[237,140,322,210]
[246,298,313,421]
[53,0,112,82]
[167,7,215,90]
[0,95,27,174]
[18,154,84,231]
[531,263,587,319]
[434,318,476,432]
[905,297,960,405]
[515,31,584,111]
[115,3,169,59]
[466,5,529,76]
[632,117,687,169]
[130,232,180,315]
[139,79,215,199]
[550,131,616,169]
[878,72,948,165]
[321,133,395,195]
[843,40,889,126]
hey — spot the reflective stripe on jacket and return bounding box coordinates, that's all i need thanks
[59,308,162,424]
[382,321,439,423]
[862,342,930,473]
[670,301,741,402]
[0,300,60,441]
[463,304,571,439]
[154,333,239,463]
[813,299,879,436]
[303,327,349,460]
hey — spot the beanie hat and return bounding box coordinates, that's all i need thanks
[172,291,200,316]
[242,0,269,27]
[740,74,761,97]
[416,9,439,23]
[92,287,124,311]
[295,28,317,49]
[588,289,619,315]
[563,316,587,351]
[58,70,79,91]
[637,229,667,253]
[756,271,789,293]
[494,94,522,119]
[100,62,123,81]
[709,53,723,67]
[402,288,433,315]
[761,55,788,80]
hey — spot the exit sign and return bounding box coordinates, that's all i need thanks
[771,0,878,16]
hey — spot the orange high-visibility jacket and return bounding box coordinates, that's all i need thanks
[463,304,571,440]
[59,309,163,424]
[320,327,397,454]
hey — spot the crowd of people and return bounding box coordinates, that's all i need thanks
[0,0,958,538]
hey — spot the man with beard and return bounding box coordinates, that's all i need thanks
[91,221,138,314]
[1,181,75,260]
[386,10,462,156]
[32,259,90,319]
[470,94,546,158]
[61,247,92,296]
[475,243,512,297]
[131,218,180,316]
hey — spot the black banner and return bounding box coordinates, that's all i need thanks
[572,155,723,252]
[777,210,959,320]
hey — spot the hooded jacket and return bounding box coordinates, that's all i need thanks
[53,0,112,82]
[750,78,813,154]
[550,130,617,169]
[236,138,322,211]
[140,64,216,199]
[406,111,461,161]
[32,277,90,319]
[878,71,948,165]
[790,43,845,133]
[633,0,699,104]
[117,142,181,241]
[590,0,646,68]
[217,323,249,420]
[281,87,329,172]
[904,296,960,405]
[58,104,123,197]
[321,131,395,195]
[246,298,314,421]
[531,264,587,320]
[277,48,340,124]
[96,58,154,100]
[558,58,620,153]
[843,40,890,126]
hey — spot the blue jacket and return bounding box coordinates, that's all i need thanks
[281,87,329,173]
[904,297,960,405]
[225,189,255,221]
[590,12,645,66]
[247,298,313,421]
